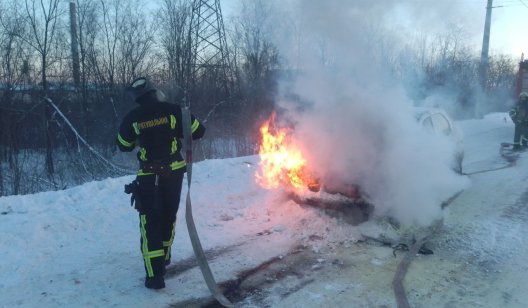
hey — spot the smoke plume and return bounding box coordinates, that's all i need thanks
[269,0,472,225]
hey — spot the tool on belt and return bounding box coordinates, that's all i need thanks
[124,180,142,211]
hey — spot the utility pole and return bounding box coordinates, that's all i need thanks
[479,0,493,89]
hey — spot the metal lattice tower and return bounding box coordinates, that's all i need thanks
[188,0,231,89]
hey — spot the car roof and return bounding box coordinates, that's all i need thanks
[413,107,451,120]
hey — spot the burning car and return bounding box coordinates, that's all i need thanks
[254,107,463,224]
[255,108,463,193]
[254,112,372,224]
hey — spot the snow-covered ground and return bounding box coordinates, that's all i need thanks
[1,112,527,307]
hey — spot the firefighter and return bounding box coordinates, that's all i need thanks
[117,77,205,289]
[509,91,528,150]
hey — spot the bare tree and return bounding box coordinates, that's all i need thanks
[97,0,120,86]
[96,0,154,87]
[6,0,66,177]
[0,10,27,90]
[488,54,516,90]
[233,0,279,91]
[157,0,192,87]
[19,0,65,91]
[116,2,156,84]
[74,0,97,87]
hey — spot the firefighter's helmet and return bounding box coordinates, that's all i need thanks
[520,92,528,100]
[129,77,156,101]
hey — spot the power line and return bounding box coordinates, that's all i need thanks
[492,4,526,8]
[518,0,528,8]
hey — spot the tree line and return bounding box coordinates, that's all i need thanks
[0,0,520,196]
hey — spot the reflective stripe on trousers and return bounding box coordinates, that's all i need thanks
[140,214,165,277]
[163,221,176,261]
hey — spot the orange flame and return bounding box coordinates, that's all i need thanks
[256,113,319,191]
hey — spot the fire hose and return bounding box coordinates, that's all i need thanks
[392,219,443,308]
[182,107,233,307]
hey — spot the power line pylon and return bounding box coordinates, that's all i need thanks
[186,0,232,104]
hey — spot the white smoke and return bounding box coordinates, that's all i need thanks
[266,0,472,225]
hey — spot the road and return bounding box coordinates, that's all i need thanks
[171,117,528,308]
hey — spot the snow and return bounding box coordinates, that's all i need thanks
[1,112,527,307]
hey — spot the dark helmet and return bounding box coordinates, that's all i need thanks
[129,77,156,101]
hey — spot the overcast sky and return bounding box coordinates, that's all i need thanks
[221,0,528,58]
[486,0,528,56]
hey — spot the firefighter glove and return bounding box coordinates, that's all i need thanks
[124,180,142,211]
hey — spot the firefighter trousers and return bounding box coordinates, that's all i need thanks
[513,123,528,148]
[137,171,184,278]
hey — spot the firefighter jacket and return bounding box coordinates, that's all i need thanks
[117,93,205,175]
[509,99,528,125]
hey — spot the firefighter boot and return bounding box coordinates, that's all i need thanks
[145,276,165,290]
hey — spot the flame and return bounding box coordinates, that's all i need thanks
[256,113,319,191]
